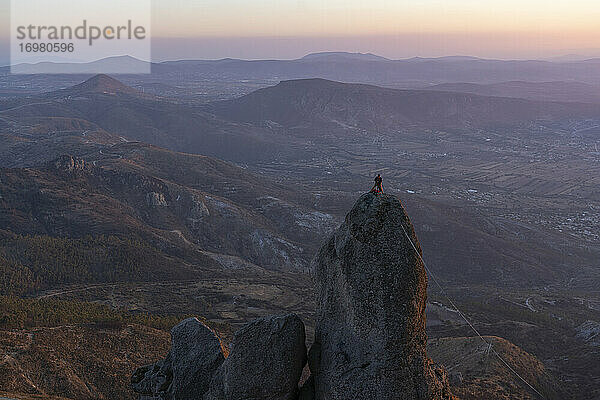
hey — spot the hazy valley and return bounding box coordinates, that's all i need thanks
[0,63,599,399]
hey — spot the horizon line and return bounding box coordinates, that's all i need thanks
[6,52,600,68]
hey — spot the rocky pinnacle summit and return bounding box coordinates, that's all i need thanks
[305,192,453,400]
[132,192,454,400]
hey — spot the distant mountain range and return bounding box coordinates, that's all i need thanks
[10,55,150,74]
[4,74,600,171]
[153,53,600,85]
[6,52,600,92]
[300,52,391,62]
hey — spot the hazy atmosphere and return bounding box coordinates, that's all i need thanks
[0,1,599,400]
[2,0,600,62]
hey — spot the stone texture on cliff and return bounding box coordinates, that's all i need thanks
[131,317,225,399]
[49,154,90,175]
[146,192,168,207]
[309,192,453,400]
[205,314,307,400]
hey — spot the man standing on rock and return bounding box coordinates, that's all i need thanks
[371,174,384,194]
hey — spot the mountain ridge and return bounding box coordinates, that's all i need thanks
[209,77,600,130]
[300,52,390,61]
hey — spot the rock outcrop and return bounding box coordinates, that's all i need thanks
[189,195,210,220]
[131,192,453,400]
[205,314,306,400]
[307,192,453,400]
[576,320,600,346]
[132,314,306,400]
[49,154,90,175]
[146,191,168,207]
[131,317,225,399]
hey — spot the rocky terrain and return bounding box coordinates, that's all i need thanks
[0,324,170,400]
[0,147,341,296]
[124,193,559,400]
[305,193,453,400]
[132,315,307,400]
[130,193,455,400]
[427,336,559,400]
[0,74,598,399]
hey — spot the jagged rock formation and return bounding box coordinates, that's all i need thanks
[306,192,453,400]
[146,192,168,207]
[131,192,453,400]
[205,314,306,400]
[132,314,306,400]
[131,318,225,399]
[49,154,90,175]
[189,195,210,220]
[576,321,600,346]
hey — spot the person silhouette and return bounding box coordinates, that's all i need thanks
[371,174,384,194]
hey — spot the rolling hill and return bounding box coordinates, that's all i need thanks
[0,75,308,164]
[58,73,143,96]
[209,78,600,131]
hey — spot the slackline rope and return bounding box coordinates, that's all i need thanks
[400,224,546,400]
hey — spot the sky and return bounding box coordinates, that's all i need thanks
[2,0,600,62]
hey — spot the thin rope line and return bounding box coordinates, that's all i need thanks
[400,224,546,400]
[446,343,488,372]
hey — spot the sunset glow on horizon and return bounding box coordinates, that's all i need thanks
[150,0,600,59]
[152,0,600,38]
[1,0,600,61]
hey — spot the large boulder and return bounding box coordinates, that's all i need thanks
[131,317,225,399]
[205,314,307,400]
[309,192,453,400]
